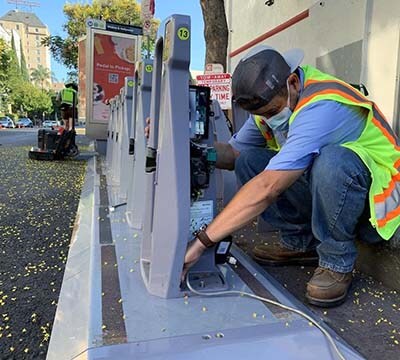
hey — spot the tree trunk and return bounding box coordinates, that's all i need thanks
[200,0,229,72]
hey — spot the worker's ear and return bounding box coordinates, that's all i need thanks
[287,73,301,92]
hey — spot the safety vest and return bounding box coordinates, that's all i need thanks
[254,65,400,240]
[60,88,76,106]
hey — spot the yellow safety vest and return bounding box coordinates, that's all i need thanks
[60,88,76,106]
[254,65,400,240]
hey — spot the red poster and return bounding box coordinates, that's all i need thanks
[78,38,86,120]
[92,34,136,123]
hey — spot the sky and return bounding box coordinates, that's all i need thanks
[0,0,206,82]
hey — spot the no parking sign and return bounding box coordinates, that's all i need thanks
[196,73,232,110]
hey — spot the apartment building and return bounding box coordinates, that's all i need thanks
[0,9,51,81]
[0,24,22,66]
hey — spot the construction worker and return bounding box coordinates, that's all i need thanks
[183,45,400,307]
[58,82,78,132]
[56,82,79,157]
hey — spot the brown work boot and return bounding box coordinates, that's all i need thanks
[306,267,352,307]
[251,243,319,266]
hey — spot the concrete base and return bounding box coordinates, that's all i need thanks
[95,139,107,156]
[47,155,364,360]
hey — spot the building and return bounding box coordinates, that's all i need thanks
[225,0,400,133]
[51,82,65,94]
[0,23,11,42]
[0,9,51,83]
[0,24,22,66]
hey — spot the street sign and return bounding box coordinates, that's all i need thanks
[141,0,155,20]
[196,73,232,110]
[141,0,155,36]
[143,19,152,33]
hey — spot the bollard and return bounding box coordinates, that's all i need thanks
[140,15,227,298]
[126,60,153,229]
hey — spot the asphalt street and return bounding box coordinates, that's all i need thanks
[0,130,91,359]
[0,128,38,147]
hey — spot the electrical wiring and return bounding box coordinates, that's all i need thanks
[186,276,346,360]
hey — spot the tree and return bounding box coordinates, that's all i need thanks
[0,39,12,114]
[8,34,21,81]
[10,81,52,117]
[200,0,229,71]
[19,42,29,81]
[42,0,159,70]
[30,65,51,90]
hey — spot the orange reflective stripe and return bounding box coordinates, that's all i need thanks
[374,173,400,203]
[377,205,400,228]
[371,116,400,151]
[296,88,367,113]
[304,79,369,101]
[371,107,400,150]
[395,158,400,170]
[298,83,400,151]
[264,132,272,140]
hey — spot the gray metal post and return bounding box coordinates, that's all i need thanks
[140,15,227,298]
[210,100,237,205]
[126,60,153,230]
[111,94,122,187]
[106,98,116,167]
[118,77,135,201]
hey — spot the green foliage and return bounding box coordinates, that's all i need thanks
[42,0,159,70]
[48,89,62,120]
[0,39,53,117]
[8,34,21,83]
[10,81,52,117]
[30,65,51,89]
[19,42,29,81]
[0,39,12,114]
[42,35,77,70]
[66,70,78,84]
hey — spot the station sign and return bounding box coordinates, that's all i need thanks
[196,73,232,110]
[83,19,142,139]
[86,18,143,36]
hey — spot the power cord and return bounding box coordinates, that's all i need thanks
[186,276,346,360]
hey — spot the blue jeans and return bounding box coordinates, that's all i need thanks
[235,145,383,273]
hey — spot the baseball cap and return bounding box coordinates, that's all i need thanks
[232,45,304,111]
[65,82,78,91]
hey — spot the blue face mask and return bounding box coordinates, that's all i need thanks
[265,82,292,132]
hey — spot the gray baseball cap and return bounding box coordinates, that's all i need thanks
[232,45,304,111]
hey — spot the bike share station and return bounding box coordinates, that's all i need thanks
[47,15,364,360]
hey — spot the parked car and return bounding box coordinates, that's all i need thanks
[0,116,15,129]
[16,117,33,128]
[42,120,59,129]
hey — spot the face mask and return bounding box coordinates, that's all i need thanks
[266,82,292,131]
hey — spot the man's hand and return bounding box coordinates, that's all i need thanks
[144,117,150,139]
[181,239,206,282]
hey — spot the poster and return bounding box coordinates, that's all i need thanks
[92,34,136,123]
[78,38,86,122]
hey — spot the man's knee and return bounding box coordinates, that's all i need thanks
[311,145,370,189]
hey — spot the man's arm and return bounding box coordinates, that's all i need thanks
[214,142,239,170]
[182,168,305,277]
